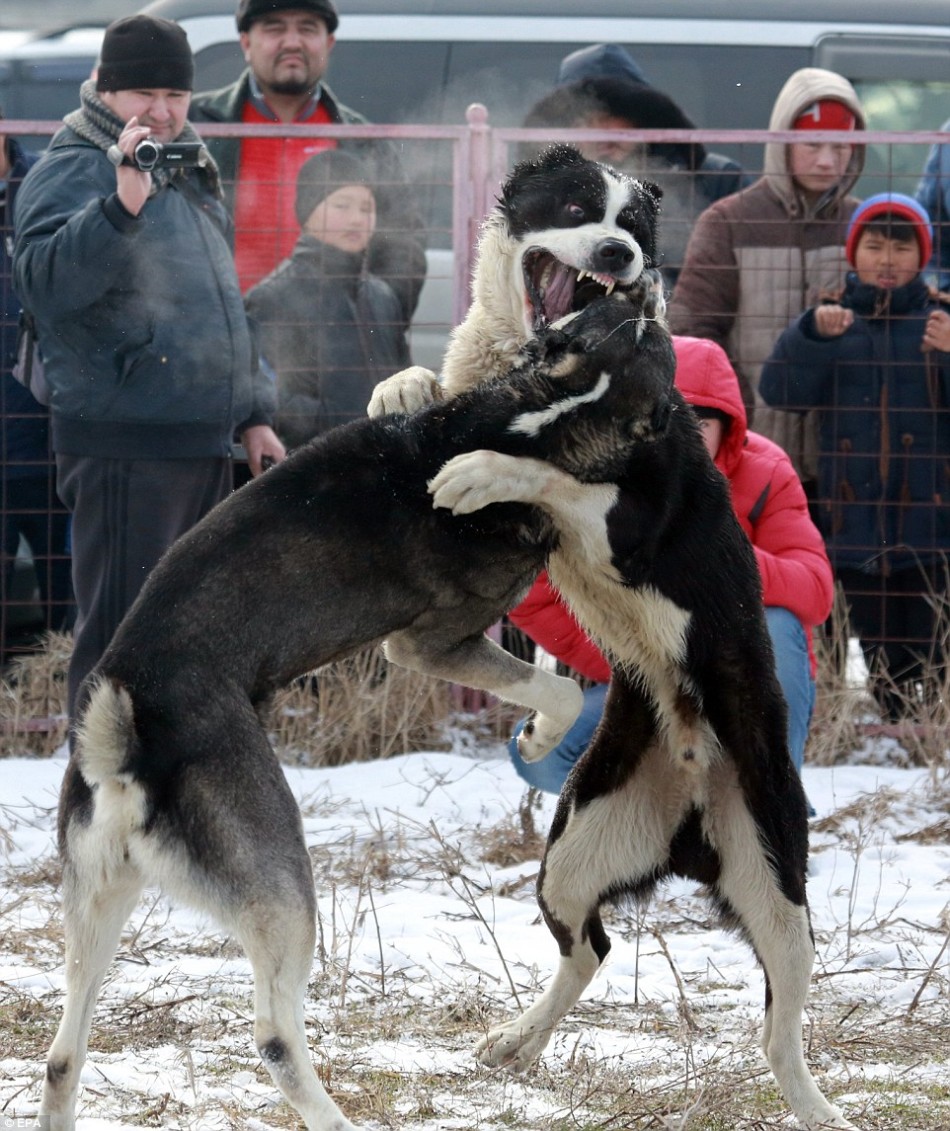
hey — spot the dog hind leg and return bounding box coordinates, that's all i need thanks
[711,779,857,1130]
[173,744,361,1131]
[235,896,359,1131]
[478,738,682,1071]
[39,773,146,1130]
[384,629,584,760]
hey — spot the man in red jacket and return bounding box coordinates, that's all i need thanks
[508,335,834,805]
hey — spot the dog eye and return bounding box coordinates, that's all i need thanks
[564,203,585,221]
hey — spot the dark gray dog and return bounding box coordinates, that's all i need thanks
[39,286,675,1131]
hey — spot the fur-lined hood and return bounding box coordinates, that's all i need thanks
[763,68,866,218]
[523,76,706,172]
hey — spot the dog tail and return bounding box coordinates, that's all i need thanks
[76,676,138,787]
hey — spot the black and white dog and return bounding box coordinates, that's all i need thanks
[368,143,661,416]
[381,145,855,1130]
[38,283,675,1131]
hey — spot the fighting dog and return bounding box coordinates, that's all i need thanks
[374,145,852,1128]
[368,143,661,417]
[36,286,676,1131]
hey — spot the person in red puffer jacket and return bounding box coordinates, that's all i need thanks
[508,335,834,806]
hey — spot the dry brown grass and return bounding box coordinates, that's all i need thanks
[7,598,947,773]
[0,636,513,765]
[267,646,453,766]
[807,585,950,768]
[0,631,71,758]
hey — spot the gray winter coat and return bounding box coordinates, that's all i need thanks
[13,125,274,460]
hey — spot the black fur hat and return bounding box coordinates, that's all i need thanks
[96,15,194,93]
[236,0,339,34]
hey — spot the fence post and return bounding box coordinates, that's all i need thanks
[452,102,492,326]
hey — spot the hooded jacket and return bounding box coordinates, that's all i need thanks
[760,273,950,574]
[668,68,866,480]
[245,233,411,448]
[189,72,427,320]
[12,125,274,460]
[509,336,834,681]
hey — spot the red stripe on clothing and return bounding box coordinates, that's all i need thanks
[233,100,336,291]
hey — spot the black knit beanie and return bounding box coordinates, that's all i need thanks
[295,150,370,225]
[96,16,194,93]
[236,0,339,35]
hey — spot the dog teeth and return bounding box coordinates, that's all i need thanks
[576,269,617,295]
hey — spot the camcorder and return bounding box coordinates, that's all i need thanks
[133,139,205,172]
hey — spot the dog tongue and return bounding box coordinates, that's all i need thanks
[542,263,576,322]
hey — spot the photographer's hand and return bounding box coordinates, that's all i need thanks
[241,424,286,477]
[111,116,153,216]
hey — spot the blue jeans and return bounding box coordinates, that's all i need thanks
[509,606,816,795]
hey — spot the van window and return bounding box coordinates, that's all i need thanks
[815,34,950,197]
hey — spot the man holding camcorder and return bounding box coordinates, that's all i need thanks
[12,14,284,721]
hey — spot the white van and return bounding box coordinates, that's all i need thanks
[4,0,950,139]
[3,0,949,363]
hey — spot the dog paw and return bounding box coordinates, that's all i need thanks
[428,450,515,513]
[475,1020,550,1072]
[517,682,585,762]
[801,1106,858,1131]
[367,366,441,417]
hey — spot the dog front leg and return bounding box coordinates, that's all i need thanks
[429,450,574,514]
[429,452,619,562]
[384,630,583,761]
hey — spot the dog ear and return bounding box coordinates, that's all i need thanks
[631,180,663,268]
[639,179,663,213]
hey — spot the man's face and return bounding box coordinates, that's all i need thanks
[241,10,334,96]
[788,140,853,199]
[100,88,191,142]
[575,112,646,168]
[303,183,376,253]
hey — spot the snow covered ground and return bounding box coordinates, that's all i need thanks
[1,737,949,1129]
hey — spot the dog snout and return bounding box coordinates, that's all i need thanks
[592,238,636,275]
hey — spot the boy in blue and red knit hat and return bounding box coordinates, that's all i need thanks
[761,193,950,721]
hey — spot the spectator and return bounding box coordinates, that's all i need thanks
[189,0,427,319]
[915,121,950,290]
[245,150,410,448]
[520,43,747,287]
[1,111,72,663]
[761,193,950,722]
[507,335,834,800]
[12,14,284,716]
[668,67,866,492]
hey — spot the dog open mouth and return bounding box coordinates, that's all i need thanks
[523,249,628,330]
